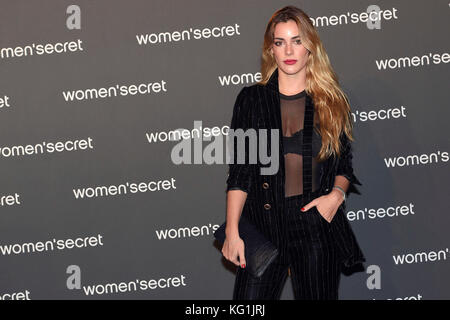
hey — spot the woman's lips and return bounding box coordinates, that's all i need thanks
[284,60,297,65]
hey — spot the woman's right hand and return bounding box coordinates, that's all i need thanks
[222,234,246,269]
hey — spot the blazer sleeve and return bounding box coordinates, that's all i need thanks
[336,131,362,197]
[225,86,253,194]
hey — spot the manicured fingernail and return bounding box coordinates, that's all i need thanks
[242,264,246,268]
[301,207,305,211]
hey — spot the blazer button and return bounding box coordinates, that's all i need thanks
[262,182,269,189]
[264,203,271,210]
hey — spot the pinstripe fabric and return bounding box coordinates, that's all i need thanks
[226,87,254,194]
[233,191,342,300]
[226,67,366,299]
[302,91,313,193]
[232,90,341,300]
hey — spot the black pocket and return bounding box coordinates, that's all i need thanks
[314,206,332,224]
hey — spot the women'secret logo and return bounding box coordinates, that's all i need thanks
[170,120,279,175]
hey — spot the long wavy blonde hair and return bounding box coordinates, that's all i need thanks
[257,5,354,161]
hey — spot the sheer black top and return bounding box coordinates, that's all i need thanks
[280,89,323,197]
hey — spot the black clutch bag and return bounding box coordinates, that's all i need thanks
[214,215,279,278]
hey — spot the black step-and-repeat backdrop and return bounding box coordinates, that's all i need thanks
[1,0,449,300]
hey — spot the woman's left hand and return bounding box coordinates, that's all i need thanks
[301,190,344,223]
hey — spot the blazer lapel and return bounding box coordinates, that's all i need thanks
[265,68,285,199]
[266,67,283,130]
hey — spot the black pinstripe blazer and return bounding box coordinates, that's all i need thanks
[225,68,366,268]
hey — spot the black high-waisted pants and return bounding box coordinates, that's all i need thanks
[232,190,342,300]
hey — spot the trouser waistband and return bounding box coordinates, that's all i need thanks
[284,190,320,208]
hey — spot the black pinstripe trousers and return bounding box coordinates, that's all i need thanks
[233,190,342,300]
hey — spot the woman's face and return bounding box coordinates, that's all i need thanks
[270,20,309,76]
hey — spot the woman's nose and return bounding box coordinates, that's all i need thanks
[285,44,292,55]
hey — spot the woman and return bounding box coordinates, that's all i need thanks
[222,6,366,300]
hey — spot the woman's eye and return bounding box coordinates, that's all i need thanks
[274,41,282,46]
[295,39,302,44]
